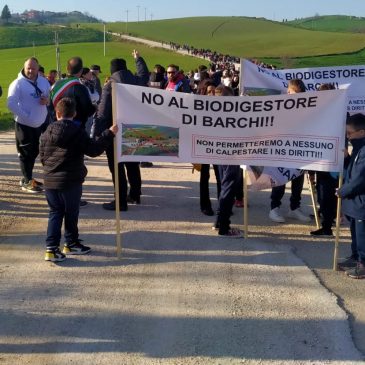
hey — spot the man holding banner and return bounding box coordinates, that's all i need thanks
[110,76,348,263]
[269,79,310,224]
[95,50,149,211]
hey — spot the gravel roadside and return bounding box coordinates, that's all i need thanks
[0,131,364,364]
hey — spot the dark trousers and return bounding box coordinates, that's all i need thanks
[316,172,338,230]
[126,162,142,200]
[270,174,304,210]
[235,168,244,201]
[45,184,82,248]
[106,145,141,205]
[217,165,241,235]
[347,216,365,265]
[200,164,221,211]
[15,122,42,183]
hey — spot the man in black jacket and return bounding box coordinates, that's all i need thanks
[95,49,149,211]
[40,97,117,262]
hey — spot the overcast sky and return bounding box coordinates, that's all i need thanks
[7,0,365,22]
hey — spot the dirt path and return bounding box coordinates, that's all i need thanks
[112,33,241,69]
[0,131,364,364]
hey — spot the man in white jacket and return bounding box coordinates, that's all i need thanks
[7,57,50,193]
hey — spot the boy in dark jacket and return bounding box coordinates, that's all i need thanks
[337,113,365,279]
[40,97,118,262]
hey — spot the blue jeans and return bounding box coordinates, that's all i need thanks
[347,216,365,265]
[45,184,82,249]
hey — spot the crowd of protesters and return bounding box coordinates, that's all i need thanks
[165,41,240,65]
[5,50,365,280]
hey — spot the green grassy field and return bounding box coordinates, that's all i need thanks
[0,24,107,49]
[83,17,365,58]
[2,15,365,131]
[261,47,365,69]
[288,15,365,33]
[0,40,209,129]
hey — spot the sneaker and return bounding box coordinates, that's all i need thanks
[269,207,286,223]
[21,179,43,193]
[212,222,219,231]
[45,247,66,262]
[62,241,91,255]
[234,199,244,208]
[80,200,88,207]
[338,256,358,271]
[218,228,244,238]
[287,208,310,223]
[102,200,128,211]
[346,262,365,279]
[310,227,333,238]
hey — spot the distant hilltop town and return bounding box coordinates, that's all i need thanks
[7,9,100,24]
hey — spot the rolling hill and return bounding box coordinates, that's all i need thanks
[2,16,365,128]
[84,16,365,58]
[288,15,365,33]
[0,24,109,49]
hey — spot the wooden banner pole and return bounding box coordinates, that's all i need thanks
[112,84,122,259]
[307,172,320,229]
[333,172,343,271]
[243,168,248,239]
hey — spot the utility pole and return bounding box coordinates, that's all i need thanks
[103,23,106,57]
[54,32,61,78]
[137,5,140,22]
[125,9,129,33]
[150,13,153,21]
[144,7,147,21]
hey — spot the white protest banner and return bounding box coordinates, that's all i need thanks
[240,59,364,114]
[113,84,347,172]
[242,165,303,190]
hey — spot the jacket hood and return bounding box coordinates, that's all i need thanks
[18,69,39,83]
[174,72,185,83]
[17,70,28,81]
[110,69,134,84]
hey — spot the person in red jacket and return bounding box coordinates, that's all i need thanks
[164,64,191,93]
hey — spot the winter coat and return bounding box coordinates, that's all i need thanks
[164,73,191,93]
[338,137,365,219]
[94,56,149,136]
[50,77,96,127]
[40,119,114,189]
